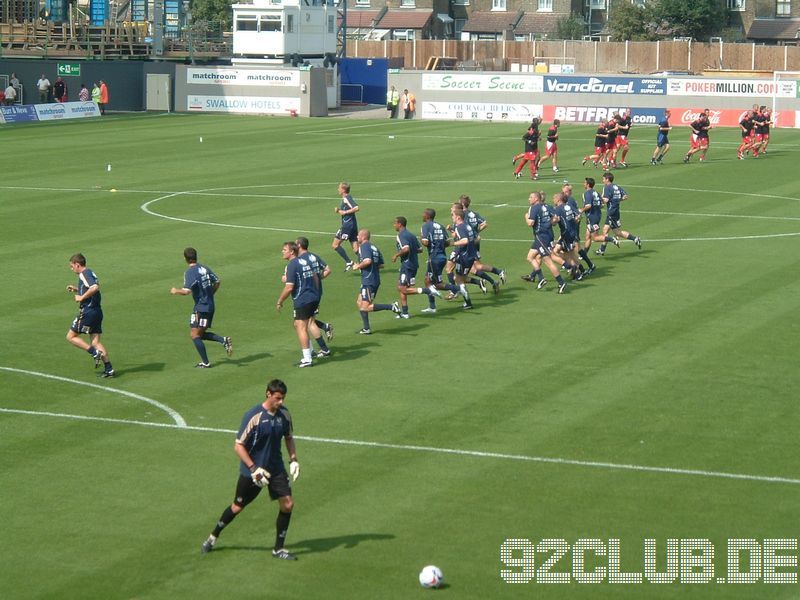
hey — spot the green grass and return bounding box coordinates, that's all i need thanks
[2,113,800,599]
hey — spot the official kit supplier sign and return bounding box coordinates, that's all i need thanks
[421,102,543,122]
[186,68,300,87]
[544,76,666,95]
[187,95,300,115]
[667,78,796,98]
[422,73,544,93]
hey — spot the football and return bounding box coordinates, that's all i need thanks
[418,565,444,589]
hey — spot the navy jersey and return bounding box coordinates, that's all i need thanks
[359,241,383,288]
[528,203,554,236]
[752,113,766,134]
[606,119,618,143]
[594,126,607,147]
[76,268,102,310]
[303,251,327,296]
[184,263,219,313]
[617,115,632,136]
[658,117,670,133]
[566,195,580,217]
[464,209,485,233]
[583,189,603,224]
[236,403,293,477]
[603,183,627,219]
[523,127,539,152]
[553,204,579,241]
[285,255,320,307]
[454,222,478,260]
[421,220,448,258]
[696,116,710,138]
[396,229,421,270]
[740,116,754,137]
[339,193,359,230]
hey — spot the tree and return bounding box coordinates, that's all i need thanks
[653,0,727,40]
[554,13,586,40]
[607,0,656,41]
[190,0,233,31]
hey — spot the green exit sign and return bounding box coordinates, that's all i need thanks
[57,63,81,77]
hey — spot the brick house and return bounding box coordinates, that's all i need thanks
[728,0,800,43]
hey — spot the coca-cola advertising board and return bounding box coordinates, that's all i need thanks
[673,108,794,128]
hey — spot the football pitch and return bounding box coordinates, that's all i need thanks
[2,112,800,599]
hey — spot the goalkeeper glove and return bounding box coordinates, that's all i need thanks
[249,465,271,488]
[289,460,300,481]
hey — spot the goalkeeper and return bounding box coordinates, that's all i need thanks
[201,379,301,560]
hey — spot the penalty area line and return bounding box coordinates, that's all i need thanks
[1,407,798,487]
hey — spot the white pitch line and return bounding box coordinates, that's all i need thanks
[2,406,799,486]
[0,367,187,427]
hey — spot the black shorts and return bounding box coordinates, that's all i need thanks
[190,311,214,329]
[233,471,292,508]
[293,301,319,321]
[70,308,103,335]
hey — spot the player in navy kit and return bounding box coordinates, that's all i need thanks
[651,109,671,165]
[522,192,568,294]
[595,172,642,255]
[450,208,476,309]
[276,242,327,368]
[391,216,440,319]
[332,182,360,271]
[66,253,115,377]
[354,229,398,334]
[460,195,506,294]
[420,208,463,313]
[295,237,333,356]
[170,247,231,368]
[578,177,618,263]
[201,379,300,560]
[552,192,585,280]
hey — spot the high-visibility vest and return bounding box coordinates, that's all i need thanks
[387,89,399,106]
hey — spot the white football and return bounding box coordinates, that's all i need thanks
[419,565,444,589]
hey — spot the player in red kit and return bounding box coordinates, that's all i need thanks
[513,118,541,180]
[537,119,560,173]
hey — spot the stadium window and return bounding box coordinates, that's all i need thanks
[492,0,507,10]
[452,0,469,5]
[588,0,605,7]
[259,15,282,32]
[400,0,416,6]
[776,0,790,15]
[727,0,745,10]
[286,13,294,32]
[356,0,370,5]
[328,14,335,33]
[236,15,258,31]
[538,0,553,12]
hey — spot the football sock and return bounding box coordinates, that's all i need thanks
[402,305,409,315]
[444,284,460,294]
[477,271,495,284]
[469,277,482,286]
[202,332,224,344]
[334,246,350,263]
[192,338,210,363]
[212,506,237,537]
[534,269,543,281]
[302,348,312,362]
[627,233,636,240]
[373,303,392,312]
[604,236,614,243]
[490,267,502,275]
[359,311,370,329]
[447,273,455,285]
[315,337,328,352]
[275,510,292,550]
[315,319,328,331]
[599,243,607,252]
[87,346,97,356]
[556,275,565,285]
[578,249,594,268]
[428,296,436,309]
[104,360,113,371]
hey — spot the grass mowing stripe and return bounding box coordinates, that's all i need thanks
[4,406,800,486]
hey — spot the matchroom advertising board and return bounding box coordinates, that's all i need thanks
[187,95,300,115]
[421,102,544,122]
[186,68,300,87]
